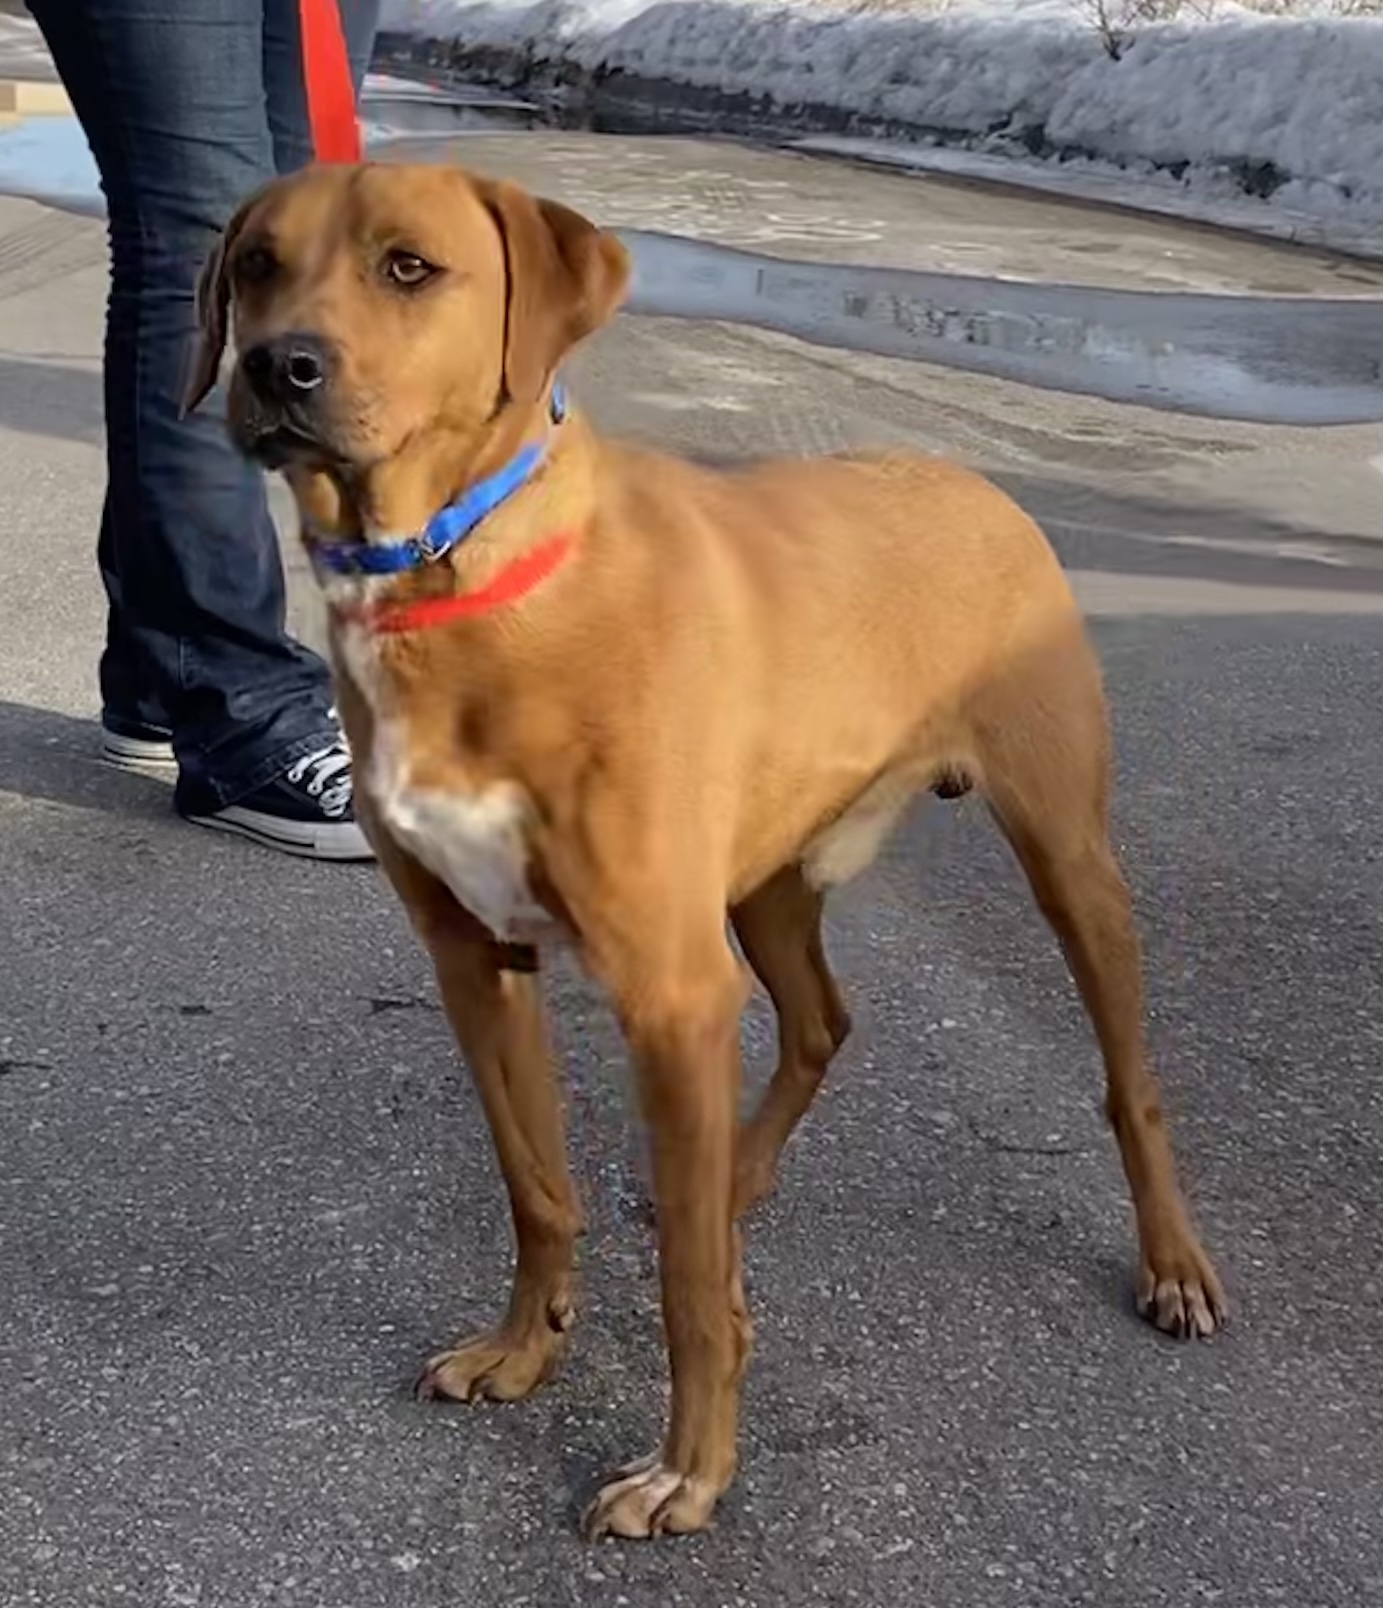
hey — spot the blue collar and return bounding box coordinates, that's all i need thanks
[311,385,568,578]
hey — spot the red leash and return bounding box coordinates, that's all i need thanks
[299,0,363,162]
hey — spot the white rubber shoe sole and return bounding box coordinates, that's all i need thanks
[100,727,177,778]
[182,804,374,861]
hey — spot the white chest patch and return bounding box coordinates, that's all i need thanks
[332,619,557,943]
[380,779,556,943]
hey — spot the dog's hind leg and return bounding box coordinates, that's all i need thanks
[972,620,1225,1339]
[731,865,851,1216]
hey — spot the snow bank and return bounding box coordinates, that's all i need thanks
[378,0,1383,253]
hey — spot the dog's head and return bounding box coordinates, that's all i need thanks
[182,163,629,480]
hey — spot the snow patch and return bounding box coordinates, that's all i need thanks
[380,0,1383,252]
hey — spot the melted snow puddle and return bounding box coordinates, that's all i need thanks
[619,228,1383,426]
[0,101,1375,426]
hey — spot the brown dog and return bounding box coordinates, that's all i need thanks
[184,161,1225,1539]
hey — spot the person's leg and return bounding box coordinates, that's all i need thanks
[27,0,375,857]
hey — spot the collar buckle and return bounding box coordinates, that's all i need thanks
[412,526,447,563]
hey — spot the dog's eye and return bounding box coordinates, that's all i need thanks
[382,250,436,289]
[236,245,278,286]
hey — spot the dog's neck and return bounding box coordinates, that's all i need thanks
[288,392,569,554]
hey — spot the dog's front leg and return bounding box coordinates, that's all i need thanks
[584,933,753,1540]
[412,911,582,1404]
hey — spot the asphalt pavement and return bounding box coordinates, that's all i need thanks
[1,72,1382,1608]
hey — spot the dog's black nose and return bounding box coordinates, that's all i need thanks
[241,334,330,401]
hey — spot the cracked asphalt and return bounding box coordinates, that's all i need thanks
[1,94,1381,1608]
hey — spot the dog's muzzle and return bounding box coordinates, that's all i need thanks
[232,332,342,467]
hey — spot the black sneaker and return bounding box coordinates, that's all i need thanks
[101,717,177,779]
[181,731,374,861]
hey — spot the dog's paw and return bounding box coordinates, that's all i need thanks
[1136,1238,1226,1339]
[583,1453,722,1540]
[416,1324,568,1404]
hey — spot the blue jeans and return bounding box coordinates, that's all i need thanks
[27,0,380,810]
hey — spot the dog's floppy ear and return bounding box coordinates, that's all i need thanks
[180,193,260,416]
[478,178,630,405]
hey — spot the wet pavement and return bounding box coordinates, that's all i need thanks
[386,124,1381,296]
[3,28,1378,424]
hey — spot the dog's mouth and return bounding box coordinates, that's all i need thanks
[241,419,332,470]
[231,401,351,471]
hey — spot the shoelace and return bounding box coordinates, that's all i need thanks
[286,735,354,818]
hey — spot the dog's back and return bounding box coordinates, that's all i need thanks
[579,439,1090,896]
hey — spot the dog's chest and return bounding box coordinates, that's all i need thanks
[340,626,556,943]
[383,779,554,943]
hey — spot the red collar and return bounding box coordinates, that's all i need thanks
[334,532,574,635]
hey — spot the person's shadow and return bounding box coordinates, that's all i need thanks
[0,699,169,816]
[0,353,105,447]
